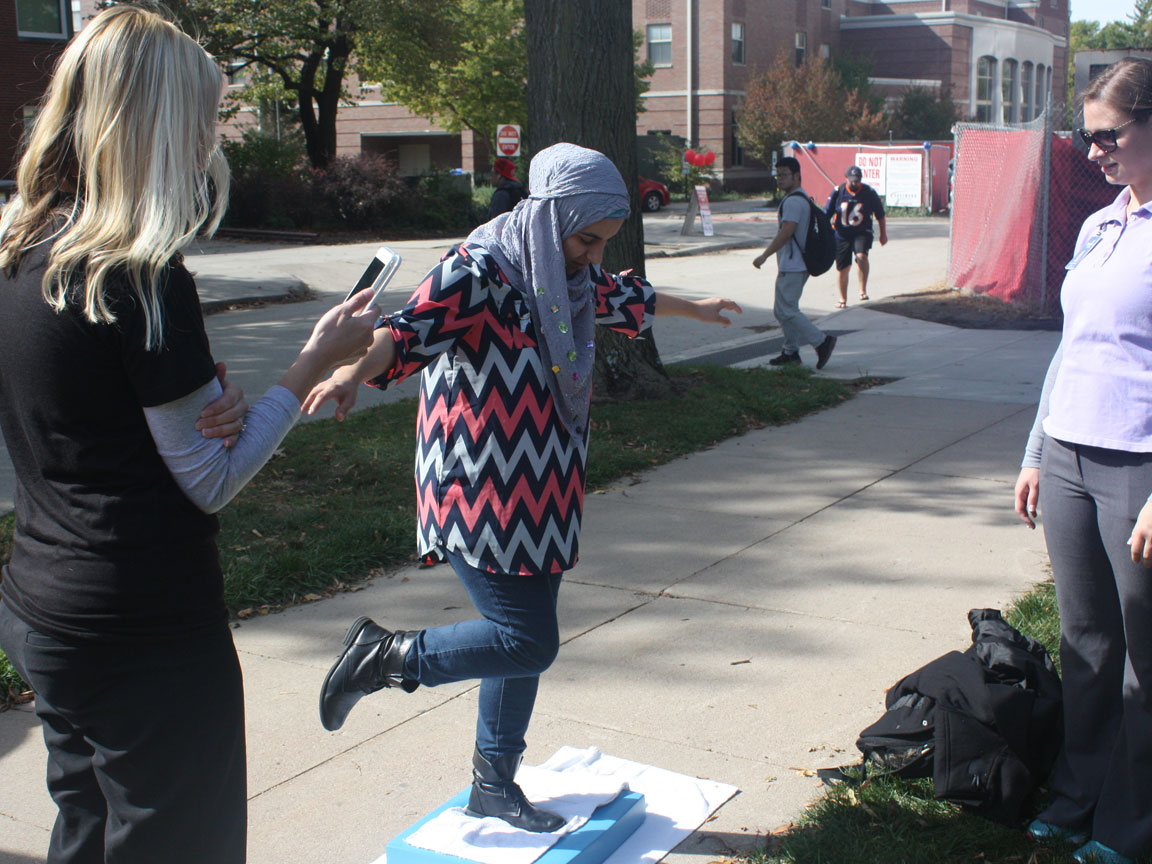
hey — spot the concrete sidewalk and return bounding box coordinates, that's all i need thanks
[0,219,1060,864]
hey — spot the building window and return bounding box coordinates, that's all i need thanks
[732,22,745,65]
[15,0,69,38]
[23,106,38,132]
[1046,66,1053,105]
[819,43,831,59]
[225,61,246,87]
[976,56,996,122]
[795,32,807,67]
[1088,63,1110,81]
[822,0,831,8]
[1035,63,1046,114]
[730,111,744,167]
[647,23,672,66]
[1021,62,1033,122]
[1002,58,1018,123]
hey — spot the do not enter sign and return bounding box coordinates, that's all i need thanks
[496,124,521,157]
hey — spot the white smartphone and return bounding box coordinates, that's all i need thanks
[346,246,402,308]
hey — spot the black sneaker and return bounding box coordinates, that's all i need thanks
[815,335,837,370]
[769,350,801,366]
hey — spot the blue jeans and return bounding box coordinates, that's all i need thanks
[406,550,563,760]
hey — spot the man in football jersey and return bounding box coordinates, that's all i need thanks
[825,165,888,307]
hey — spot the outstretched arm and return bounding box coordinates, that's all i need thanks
[753,220,797,269]
[653,291,742,327]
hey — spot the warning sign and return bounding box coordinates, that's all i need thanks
[496,124,521,157]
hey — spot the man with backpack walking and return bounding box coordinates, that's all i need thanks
[753,157,837,368]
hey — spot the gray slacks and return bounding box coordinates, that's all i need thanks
[1038,437,1152,858]
[773,270,824,353]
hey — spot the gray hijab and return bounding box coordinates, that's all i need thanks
[466,142,630,436]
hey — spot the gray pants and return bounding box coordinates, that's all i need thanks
[773,270,824,353]
[1038,437,1152,858]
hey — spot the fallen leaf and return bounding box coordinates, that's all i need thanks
[730,658,751,665]
[302,593,322,602]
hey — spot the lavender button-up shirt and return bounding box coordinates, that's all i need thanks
[1045,187,1152,451]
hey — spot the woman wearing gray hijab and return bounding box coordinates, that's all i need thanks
[307,143,741,831]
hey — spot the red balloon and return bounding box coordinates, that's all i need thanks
[684,149,697,163]
[692,152,706,167]
[704,151,716,165]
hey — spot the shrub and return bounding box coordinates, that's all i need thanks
[309,154,411,230]
[412,169,474,233]
[220,130,310,230]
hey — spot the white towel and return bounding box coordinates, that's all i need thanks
[404,764,627,864]
[538,747,739,864]
[386,746,738,864]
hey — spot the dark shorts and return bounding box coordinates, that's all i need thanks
[835,234,873,270]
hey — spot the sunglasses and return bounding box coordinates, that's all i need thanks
[1075,118,1138,153]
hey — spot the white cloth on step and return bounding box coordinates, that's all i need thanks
[394,746,738,864]
[404,760,626,864]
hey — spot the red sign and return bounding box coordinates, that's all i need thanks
[496,124,521,157]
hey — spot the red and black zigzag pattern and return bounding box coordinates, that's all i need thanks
[372,243,655,575]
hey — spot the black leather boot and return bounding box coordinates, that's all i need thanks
[318,616,419,731]
[465,747,566,833]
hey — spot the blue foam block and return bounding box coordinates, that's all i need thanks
[385,789,647,864]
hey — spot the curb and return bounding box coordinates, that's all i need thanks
[199,281,311,314]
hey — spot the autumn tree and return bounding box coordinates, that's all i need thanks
[737,54,887,164]
[524,0,672,401]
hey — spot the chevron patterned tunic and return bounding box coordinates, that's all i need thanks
[371,243,655,576]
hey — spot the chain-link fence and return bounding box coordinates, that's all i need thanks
[949,102,1115,315]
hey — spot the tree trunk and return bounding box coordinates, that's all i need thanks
[524,0,675,402]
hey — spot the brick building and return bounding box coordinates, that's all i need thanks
[635,0,1068,187]
[1,1,77,189]
[309,0,1067,189]
[840,0,1069,126]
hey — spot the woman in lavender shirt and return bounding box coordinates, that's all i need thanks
[1013,58,1152,864]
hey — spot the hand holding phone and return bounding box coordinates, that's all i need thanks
[347,246,402,309]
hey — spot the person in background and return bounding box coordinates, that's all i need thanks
[310,142,741,833]
[752,157,837,369]
[487,157,528,219]
[1013,57,1152,864]
[0,8,377,862]
[824,165,887,308]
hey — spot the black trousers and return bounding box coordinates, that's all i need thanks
[0,600,247,864]
[1038,439,1152,858]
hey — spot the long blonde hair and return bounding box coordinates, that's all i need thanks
[0,4,229,349]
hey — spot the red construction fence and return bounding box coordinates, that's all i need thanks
[788,141,952,213]
[948,115,1114,314]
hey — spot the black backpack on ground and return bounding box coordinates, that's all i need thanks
[852,609,1063,825]
[783,190,837,277]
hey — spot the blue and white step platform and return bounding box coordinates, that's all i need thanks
[370,746,739,864]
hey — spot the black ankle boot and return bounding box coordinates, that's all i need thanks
[318,617,419,731]
[465,748,566,833]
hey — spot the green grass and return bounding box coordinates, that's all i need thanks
[0,363,855,636]
[745,574,1152,864]
[215,364,854,612]
[0,511,25,703]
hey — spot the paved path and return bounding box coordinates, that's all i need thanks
[0,215,1059,864]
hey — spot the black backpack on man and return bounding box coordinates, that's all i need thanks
[782,190,837,277]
